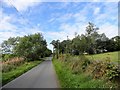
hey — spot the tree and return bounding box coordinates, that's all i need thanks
[95,35,120,53]
[85,22,99,54]
[111,36,120,51]
[95,33,109,53]
[71,35,81,55]
[86,22,99,36]
[59,40,72,54]
[50,40,60,58]
[44,49,52,57]
[1,37,20,54]
[14,33,49,61]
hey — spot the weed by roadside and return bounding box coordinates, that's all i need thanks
[53,54,119,88]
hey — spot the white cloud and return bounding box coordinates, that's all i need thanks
[73,13,87,23]
[60,23,86,37]
[2,0,41,12]
[0,10,18,42]
[98,23,118,38]
[94,7,100,15]
[28,0,119,2]
[0,32,17,43]
[44,0,119,2]
[0,14,17,31]
[45,22,86,48]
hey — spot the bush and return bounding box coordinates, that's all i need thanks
[106,64,120,82]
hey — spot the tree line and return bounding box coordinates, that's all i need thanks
[51,22,120,57]
[1,33,52,61]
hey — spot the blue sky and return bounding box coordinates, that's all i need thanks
[0,0,118,50]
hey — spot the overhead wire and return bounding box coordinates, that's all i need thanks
[7,0,37,30]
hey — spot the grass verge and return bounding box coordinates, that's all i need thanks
[53,58,116,88]
[2,61,42,85]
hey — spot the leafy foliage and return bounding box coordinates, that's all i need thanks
[14,33,47,60]
[1,33,52,61]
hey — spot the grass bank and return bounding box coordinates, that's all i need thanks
[2,61,42,85]
[53,59,109,88]
[53,53,119,88]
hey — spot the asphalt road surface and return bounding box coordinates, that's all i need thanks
[2,57,60,88]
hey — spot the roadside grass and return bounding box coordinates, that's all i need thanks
[53,59,112,88]
[85,51,120,63]
[2,57,25,73]
[2,61,42,85]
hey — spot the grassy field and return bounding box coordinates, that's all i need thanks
[2,61,42,85]
[86,51,120,63]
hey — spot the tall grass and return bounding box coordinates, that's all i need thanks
[53,59,109,88]
[53,54,119,88]
[2,57,25,72]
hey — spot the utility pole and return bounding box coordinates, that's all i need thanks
[57,40,59,59]
[67,36,68,40]
[52,46,55,58]
[66,36,69,54]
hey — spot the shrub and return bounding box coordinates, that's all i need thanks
[106,64,120,82]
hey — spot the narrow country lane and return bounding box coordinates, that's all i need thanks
[2,57,60,88]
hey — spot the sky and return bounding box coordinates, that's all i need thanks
[0,0,119,50]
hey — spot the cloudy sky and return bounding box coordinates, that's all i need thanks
[0,0,119,50]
